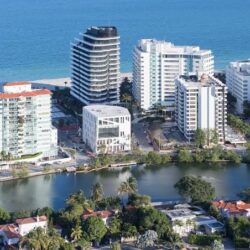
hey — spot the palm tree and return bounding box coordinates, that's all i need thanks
[91,182,104,202]
[118,177,137,204]
[121,93,132,103]
[127,177,137,194]
[20,227,46,250]
[71,224,83,241]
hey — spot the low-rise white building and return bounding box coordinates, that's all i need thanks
[163,208,196,236]
[226,60,250,114]
[0,216,47,247]
[16,215,47,236]
[82,105,131,154]
[175,74,227,143]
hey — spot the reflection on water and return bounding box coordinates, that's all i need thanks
[0,163,249,212]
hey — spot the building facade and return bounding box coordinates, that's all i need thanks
[82,105,131,154]
[71,26,120,105]
[133,39,214,110]
[226,60,250,114]
[0,82,58,159]
[175,74,227,143]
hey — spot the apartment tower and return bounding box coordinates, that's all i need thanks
[0,82,58,159]
[133,39,214,110]
[71,26,120,105]
[226,60,250,114]
[175,74,227,143]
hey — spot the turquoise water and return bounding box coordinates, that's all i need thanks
[0,0,250,81]
[0,163,249,211]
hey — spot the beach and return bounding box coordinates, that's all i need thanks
[31,73,132,90]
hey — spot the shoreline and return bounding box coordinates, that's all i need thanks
[0,159,243,183]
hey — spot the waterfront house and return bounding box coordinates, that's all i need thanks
[0,216,47,247]
[16,215,47,236]
[212,200,250,218]
[163,208,196,236]
[0,224,20,246]
[82,209,115,226]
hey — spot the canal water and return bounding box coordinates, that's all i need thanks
[0,163,249,211]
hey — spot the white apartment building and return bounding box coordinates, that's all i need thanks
[0,82,58,159]
[133,39,214,110]
[175,74,227,143]
[226,60,250,114]
[82,105,131,154]
[71,26,120,105]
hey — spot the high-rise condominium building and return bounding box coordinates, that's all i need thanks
[0,82,58,159]
[133,39,214,110]
[82,105,131,154]
[175,74,227,143]
[226,60,250,114]
[71,26,120,105]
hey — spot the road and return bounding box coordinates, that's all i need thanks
[132,123,154,152]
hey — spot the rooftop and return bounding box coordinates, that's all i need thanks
[84,105,130,118]
[138,39,212,56]
[16,215,47,225]
[85,26,118,38]
[163,208,196,220]
[0,89,51,99]
[0,224,20,239]
[230,60,250,76]
[4,82,31,87]
[212,200,250,214]
[177,74,226,88]
[82,209,114,220]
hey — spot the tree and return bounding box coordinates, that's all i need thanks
[237,187,250,202]
[146,151,162,165]
[176,149,193,162]
[135,230,158,249]
[83,216,107,245]
[211,240,224,250]
[127,193,151,207]
[91,182,104,202]
[118,177,137,203]
[109,217,121,237]
[194,128,206,147]
[136,207,171,239]
[71,224,83,241]
[174,176,215,203]
[121,223,138,238]
[0,208,10,224]
[110,241,121,250]
[20,227,49,250]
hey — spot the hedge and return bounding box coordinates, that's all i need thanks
[188,234,222,246]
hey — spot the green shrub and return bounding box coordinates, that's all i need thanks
[188,234,222,246]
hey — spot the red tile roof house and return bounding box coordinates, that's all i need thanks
[0,224,20,246]
[82,209,116,226]
[0,216,47,247]
[212,200,250,218]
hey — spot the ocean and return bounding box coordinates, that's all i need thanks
[0,0,250,81]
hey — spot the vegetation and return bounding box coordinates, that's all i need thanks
[226,216,250,248]
[194,128,206,147]
[11,166,29,178]
[176,149,193,162]
[53,87,83,115]
[237,187,250,202]
[228,113,250,135]
[174,176,215,203]
[0,208,10,224]
[83,216,107,245]
[188,234,222,246]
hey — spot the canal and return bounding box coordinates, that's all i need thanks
[0,163,249,211]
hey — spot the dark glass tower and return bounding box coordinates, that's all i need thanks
[71,26,120,105]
